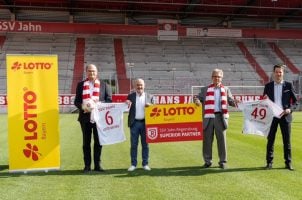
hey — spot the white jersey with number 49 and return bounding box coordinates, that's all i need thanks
[91,102,129,145]
[238,99,283,136]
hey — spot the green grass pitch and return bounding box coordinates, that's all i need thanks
[0,112,301,200]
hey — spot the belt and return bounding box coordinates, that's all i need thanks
[135,119,145,122]
[214,112,222,114]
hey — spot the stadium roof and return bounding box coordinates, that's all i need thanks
[0,0,302,28]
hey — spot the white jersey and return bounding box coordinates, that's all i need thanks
[91,102,129,145]
[238,99,283,136]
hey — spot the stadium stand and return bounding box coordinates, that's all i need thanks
[271,40,302,72]
[0,33,76,94]
[0,33,301,97]
[123,37,265,94]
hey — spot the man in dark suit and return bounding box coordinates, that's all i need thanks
[126,78,153,172]
[263,64,298,171]
[74,64,112,173]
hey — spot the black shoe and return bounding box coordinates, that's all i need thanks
[285,163,294,171]
[219,163,227,169]
[83,166,91,173]
[265,163,272,170]
[202,163,212,168]
[94,166,105,172]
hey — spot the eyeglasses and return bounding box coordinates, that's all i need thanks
[212,76,222,78]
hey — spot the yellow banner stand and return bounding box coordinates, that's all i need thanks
[7,54,60,172]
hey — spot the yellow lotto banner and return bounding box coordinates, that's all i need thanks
[145,103,203,143]
[7,54,60,172]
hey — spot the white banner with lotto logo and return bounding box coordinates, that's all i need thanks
[7,54,60,172]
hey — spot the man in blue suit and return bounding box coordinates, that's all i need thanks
[126,78,154,172]
[263,64,298,171]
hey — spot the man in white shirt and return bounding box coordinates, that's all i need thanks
[126,78,154,172]
[263,64,298,170]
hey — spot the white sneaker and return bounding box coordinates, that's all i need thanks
[127,165,136,172]
[143,165,151,171]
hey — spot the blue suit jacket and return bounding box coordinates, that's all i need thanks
[263,81,298,122]
[127,92,154,127]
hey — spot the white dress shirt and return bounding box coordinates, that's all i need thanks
[135,92,146,119]
[274,81,283,108]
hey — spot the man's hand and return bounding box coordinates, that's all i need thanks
[279,109,291,117]
[193,96,201,106]
[126,100,132,107]
[234,98,241,104]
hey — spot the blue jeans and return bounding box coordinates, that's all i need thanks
[130,121,149,166]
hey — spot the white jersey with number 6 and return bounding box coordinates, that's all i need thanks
[91,102,129,145]
[238,99,283,136]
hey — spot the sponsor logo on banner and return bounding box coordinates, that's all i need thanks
[11,61,53,74]
[23,143,41,161]
[145,103,203,143]
[147,128,158,140]
[23,90,40,161]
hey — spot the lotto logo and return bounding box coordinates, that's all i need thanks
[11,61,52,71]
[23,143,41,161]
[150,106,195,118]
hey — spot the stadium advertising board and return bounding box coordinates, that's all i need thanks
[111,94,262,104]
[6,54,60,172]
[0,94,263,106]
[145,103,203,143]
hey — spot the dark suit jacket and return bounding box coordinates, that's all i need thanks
[263,81,298,122]
[74,80,112,123]
[127,92,154,127]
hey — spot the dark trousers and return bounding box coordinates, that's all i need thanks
[266,116,291,165]
[80,121,102,168]
[130,120,149,166]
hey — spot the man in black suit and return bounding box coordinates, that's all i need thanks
[263,64,298,171]
[126,78,153,172]
[74,64,112,173]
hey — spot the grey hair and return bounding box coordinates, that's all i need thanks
[212,68,223,77]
